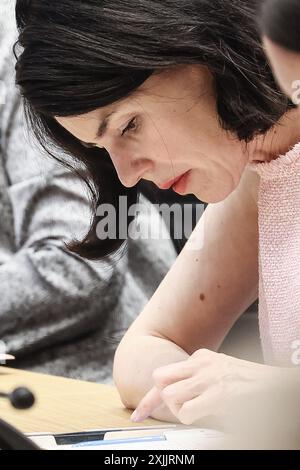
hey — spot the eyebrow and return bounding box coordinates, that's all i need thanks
[93,111,116,140]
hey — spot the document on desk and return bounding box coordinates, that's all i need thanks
[29,426,225,450]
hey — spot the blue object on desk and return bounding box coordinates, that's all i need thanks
[71,435,166,448]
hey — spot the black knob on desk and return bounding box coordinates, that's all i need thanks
[0,386,39,449]
[9,387,35,410]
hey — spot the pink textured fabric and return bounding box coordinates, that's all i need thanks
[249,143,300,366]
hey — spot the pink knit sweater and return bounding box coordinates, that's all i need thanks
[249,143,300,366]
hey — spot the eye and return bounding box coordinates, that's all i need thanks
[121,118,137,136]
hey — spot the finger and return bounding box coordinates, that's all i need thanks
[0,354,15,360]
[160,377,202,418]
[152,361,194,390]
[177,386,223,426]
[162,377,207,409]
[131,386,162,423]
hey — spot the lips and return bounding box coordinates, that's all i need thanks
[159,173,187,190]
[172,171,191,194]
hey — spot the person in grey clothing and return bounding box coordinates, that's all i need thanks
[0,6,177,383]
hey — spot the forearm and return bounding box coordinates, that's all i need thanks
[113,333,189,421]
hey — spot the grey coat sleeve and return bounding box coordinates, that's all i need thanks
[0,98,125,357]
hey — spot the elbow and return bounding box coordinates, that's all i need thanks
[113,342,137,411]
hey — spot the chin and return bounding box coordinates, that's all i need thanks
[194,185,234,204]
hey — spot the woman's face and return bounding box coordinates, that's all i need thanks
[56,65,251,203]
[264,37,300,103]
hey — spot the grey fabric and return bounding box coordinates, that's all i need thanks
[0,8,177,383]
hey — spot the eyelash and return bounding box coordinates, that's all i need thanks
[82,117,137,149]
[121,118,137,136]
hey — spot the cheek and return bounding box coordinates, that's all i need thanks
[146,121,187,163]
[284,64,300,103]
[274,63,300,100]
[265,40,300,100]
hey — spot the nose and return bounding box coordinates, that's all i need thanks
[110,152,153,188]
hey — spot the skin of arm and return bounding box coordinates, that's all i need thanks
[113,166,260,421]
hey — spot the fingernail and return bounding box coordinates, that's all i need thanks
[131,409,145,423]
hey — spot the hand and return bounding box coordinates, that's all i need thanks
[131,349,281,426]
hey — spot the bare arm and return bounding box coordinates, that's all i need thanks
[114,167,259,418]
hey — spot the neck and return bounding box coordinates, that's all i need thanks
[248,107,300,163]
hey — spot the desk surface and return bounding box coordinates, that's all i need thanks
[0,367,164,434]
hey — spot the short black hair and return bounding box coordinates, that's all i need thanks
[14,0,291,260]
[261,0,300,52]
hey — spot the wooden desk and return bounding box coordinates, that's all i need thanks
[0,367,164,434]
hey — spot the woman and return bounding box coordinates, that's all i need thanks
[262,0,300,103]
[14,0,300,426]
